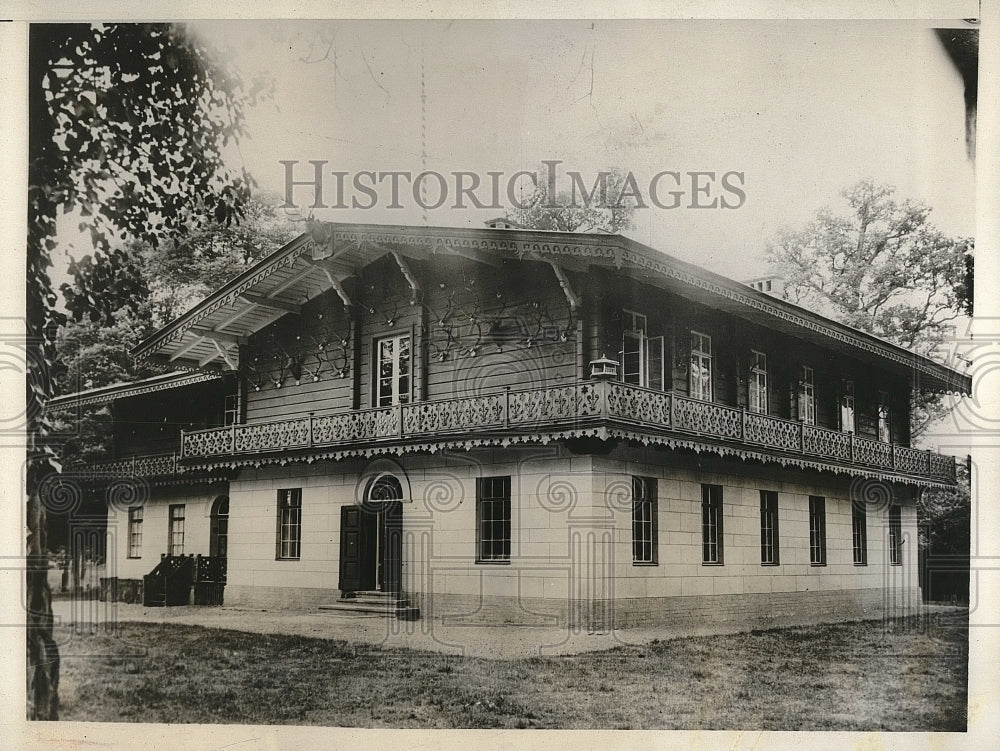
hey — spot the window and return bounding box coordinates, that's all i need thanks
[690,331,713,401]
[620,310,664,390]
[840,380,856,433]
[889,505,903,565]
[632,477,658,564]
[276,489,302,560]
[701,483,723,564]
[477,476,511,562]
[127,507,143,559]
[168,504,185,556]
[809,496,826,565]
[224,391,239,426]
[210,495,229,558]
[375,334,411,407]
[852,501,868,565]
[798,366,816,425]
[749,351,768,414]
[759,491,779,565]
[878,391,892,443]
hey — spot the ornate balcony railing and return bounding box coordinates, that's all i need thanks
[180,381,957,484]
[66,452,181,479]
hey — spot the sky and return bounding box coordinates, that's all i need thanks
[183,18,976,280]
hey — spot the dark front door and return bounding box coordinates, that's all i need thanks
[339,505,376,592]
[339,502,402,594]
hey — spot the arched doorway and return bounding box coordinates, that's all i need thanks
[339,475,403,594]
[209,495,229,559]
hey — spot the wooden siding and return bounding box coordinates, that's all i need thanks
[585,275,913,445]
[243,287,355,420]
[230,252,914,447]
[243,253,579,422]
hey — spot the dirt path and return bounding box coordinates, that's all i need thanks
[51,598,965,659]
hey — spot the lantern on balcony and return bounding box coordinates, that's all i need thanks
[589,354,620,380]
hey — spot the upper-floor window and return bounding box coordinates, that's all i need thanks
[168,504,185,556]
[224,391,239,426]
[376,334,411,407]
[749,351,768,414]
[620,310,664,390]
[840,379,856,433]
[632,476,658,564]
[878,390,892,443]
[798,365,816,425]
[690,331,713,401]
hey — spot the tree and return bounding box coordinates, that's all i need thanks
[507,167,636,234]
[27,22,263,720]
[52,192,299,465]
[766,179,970,355]
[918,458,972,602]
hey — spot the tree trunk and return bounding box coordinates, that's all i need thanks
[26,492,59,720]
[26,25,67,720]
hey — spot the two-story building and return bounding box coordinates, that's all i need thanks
[49,221,969,630]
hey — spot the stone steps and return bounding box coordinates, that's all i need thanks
[318,591,420,620]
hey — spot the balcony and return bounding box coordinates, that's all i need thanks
[179,381,957,485]
[63,451,228,484]
[66,452,181,479]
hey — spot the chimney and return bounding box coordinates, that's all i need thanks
[744,276,786,299]
[484,217,524,230]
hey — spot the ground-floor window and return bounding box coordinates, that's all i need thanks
[759,490,779,565]
[701,483,723,564]
[632,476,658,564]
[276,489,302,560]
[809,496,826,565]
[477,476,511,563]
[852,501,868,565]
[127,507,143,558]
[168,504,185,556]
[888,505,903,565]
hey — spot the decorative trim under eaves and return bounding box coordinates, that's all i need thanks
[48,372,224,410]
[179,427,952,489]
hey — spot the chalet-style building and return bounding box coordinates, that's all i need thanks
[49,221,969,630]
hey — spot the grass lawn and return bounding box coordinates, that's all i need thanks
[55,610,968,730]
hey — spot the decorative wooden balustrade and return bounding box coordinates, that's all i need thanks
[70,452,180,479]
[179,381,957,484]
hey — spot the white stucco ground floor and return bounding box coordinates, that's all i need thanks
[104,444,923,631]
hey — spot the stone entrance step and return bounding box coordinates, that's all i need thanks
[318,590,420,620]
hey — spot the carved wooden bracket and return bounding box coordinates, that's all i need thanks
[548,261,581,310]
[391,251,421,305]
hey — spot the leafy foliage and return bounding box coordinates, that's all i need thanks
[52,193,299,462]
[766,179,970,355]
[61,247,151,326]
[27,22,268,720]
[507,167,636,233]
[919,459,971,554]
